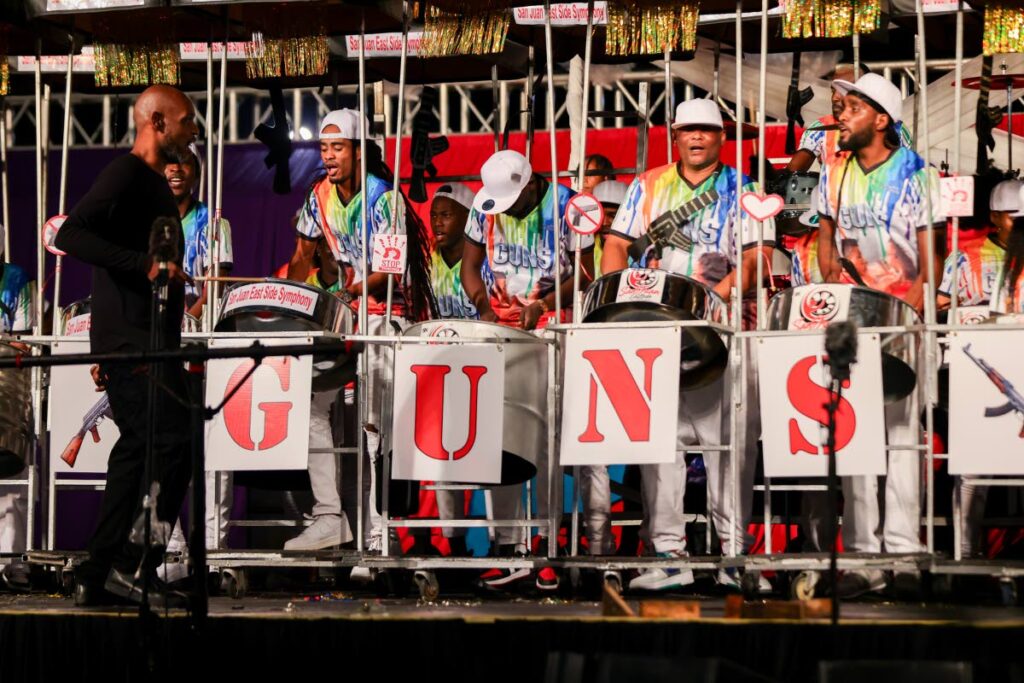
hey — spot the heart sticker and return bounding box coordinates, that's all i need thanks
[739,192,784,222]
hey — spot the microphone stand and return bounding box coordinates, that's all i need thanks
[825,371,843,626]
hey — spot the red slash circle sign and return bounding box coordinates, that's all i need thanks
[565,192,605,236]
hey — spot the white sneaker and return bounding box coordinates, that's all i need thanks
[716,568,771,593]
[284,514,353,551]
[628,553,695,591]
[156,561,189,585]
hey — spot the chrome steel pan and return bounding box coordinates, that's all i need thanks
[581,269,730,389]
[766,284,920,403]
[215,279,358,392]
[402,319,548,486]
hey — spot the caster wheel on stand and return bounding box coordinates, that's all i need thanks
[413,570,440,601]
[741,571,762,599]
[791,571,820,601]
[59,569,75,596]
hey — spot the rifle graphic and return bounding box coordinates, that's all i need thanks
[628,190,721,262]
[408,87,450,203]
[963,343,1024,438]
[61,393,113,467]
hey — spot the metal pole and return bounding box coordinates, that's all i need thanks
[544,0,563,318]
[101,95,111,147]
[356,13,369,554]
[754,0,769,557]
[915,0,937,555]
[853,33,861,79]
[228,90,238,143]
[212,38,228,324]
[204,43,215,332]
[440,83,450,135]
[526,45,536,160]
[1,104,9,262]
[664,47,672,162]
[34,45,44,337]
[949,3,963,331]
[730,0,744,560]
[52,42,75,332]
[573,0,595,315]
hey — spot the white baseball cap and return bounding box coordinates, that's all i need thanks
[473,150,533,215]
[672,99,724,129]
[831,73,903,124]
[433,181,475,211]
[991,179,1024,216]
[319,109,368,140]
[593,180,628,207]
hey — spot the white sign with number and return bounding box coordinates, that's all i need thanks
[560,327,680,466]
[949,329,1024,474]
[758,333,887,477]
[392,343,505,483]
[372,233,408,275]
[206,338,312,472]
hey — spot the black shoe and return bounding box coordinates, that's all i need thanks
[2,562,31,592]
[104,567,189,609]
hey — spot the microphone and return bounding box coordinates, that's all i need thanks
[824,320,858,383]
[149,216,179,264]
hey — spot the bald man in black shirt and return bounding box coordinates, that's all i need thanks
[56,85,198,606]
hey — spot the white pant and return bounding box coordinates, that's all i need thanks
[166,471,234,554]
[0,492,26,563]
[435,488,466,538]
[361,313,407,543]
[804,390,923,554]
[580,466,614,555]
[959,479,989,557]
[640,342,760,555]
[490,459,560,547]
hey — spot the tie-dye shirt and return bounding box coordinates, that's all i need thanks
[181,200,233,304]
[790,117,914,286]
[0,262,33,333]
[430,250,492,319]
[610,162,775,288]
[464,182,588,321]
[817,147,943,300]
[296,173,406,315]
[938,234,1004,307]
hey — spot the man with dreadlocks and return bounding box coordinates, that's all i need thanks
[286,109,435,551]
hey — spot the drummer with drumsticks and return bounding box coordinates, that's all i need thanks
[784,64,913,288]
[285,109,436,553]
[814,73,945,598]
[461,149,594,592]
[601,99,774,592]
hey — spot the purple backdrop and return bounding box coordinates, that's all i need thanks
[8,141,326,306]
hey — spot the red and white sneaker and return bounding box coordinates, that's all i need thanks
[535,567,560,592]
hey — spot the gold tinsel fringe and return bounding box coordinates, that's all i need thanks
[984,5,1024,56]
[93,43,179,87]
[0,61,8,97]
[605,2,699,56]
[245,32,329,79]
[780,0,881,39]
[419,6,509,57]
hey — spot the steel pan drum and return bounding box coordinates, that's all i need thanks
[402,319,548,486]
[0,343,32,477]
[582,269,730,389]
[769,172,819,236]
[766,284,920,403]
[62,299,203,337]
[215,279,357,392]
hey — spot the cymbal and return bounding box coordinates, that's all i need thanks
[960,75,1024,90]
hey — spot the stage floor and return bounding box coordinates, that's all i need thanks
[3,586,1024,682]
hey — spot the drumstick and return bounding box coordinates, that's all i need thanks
[193,276,270,283]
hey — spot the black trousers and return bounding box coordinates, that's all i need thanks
[78,361,193,584]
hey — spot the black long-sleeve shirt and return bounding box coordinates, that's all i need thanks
[55,153,184,353]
